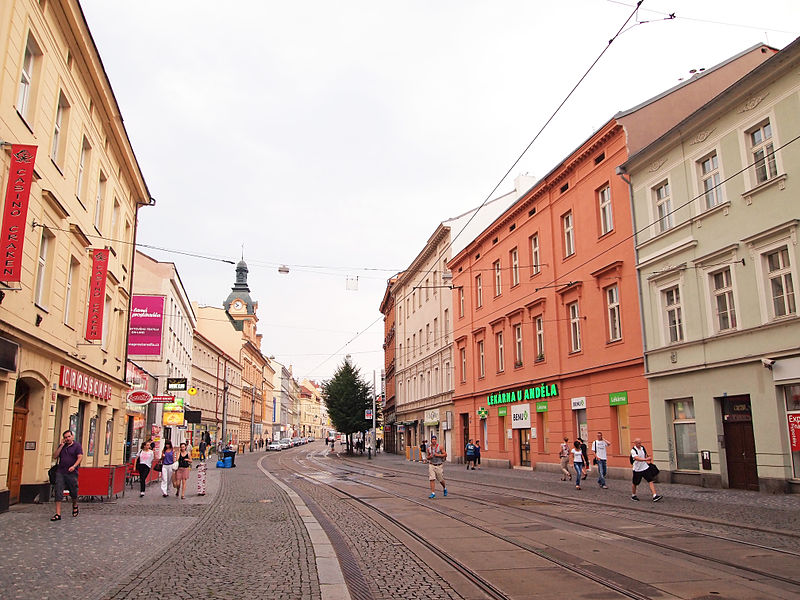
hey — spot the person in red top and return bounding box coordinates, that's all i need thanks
[51,430,83,521]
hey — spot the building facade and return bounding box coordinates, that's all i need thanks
[624,37,800,492]
[0,0,152,510]
[298,380,323,439]
[379,275,399,453]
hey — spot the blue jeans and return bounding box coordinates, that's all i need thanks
[574,463,583,482]
[596,459,607,486]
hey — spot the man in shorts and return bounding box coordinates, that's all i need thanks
[51,430,83,521]
[631,438,662,502]
[427,434,447,499]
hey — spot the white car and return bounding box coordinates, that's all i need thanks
[267,440,282,451]
[279,438,291,449]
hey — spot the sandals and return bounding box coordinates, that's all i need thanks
[50,514,61,521]
[72,505,79,517]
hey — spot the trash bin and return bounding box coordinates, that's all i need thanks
[223,449,236,468]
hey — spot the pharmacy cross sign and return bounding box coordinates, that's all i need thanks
[477,407,488,419]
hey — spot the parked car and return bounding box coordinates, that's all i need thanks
[279,438,291,449]
[308,436,315,442]
[291,437,301,446]
[268,440,282,451]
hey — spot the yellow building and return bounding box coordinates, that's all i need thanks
[299,379,323,439]
[0,0,152,510]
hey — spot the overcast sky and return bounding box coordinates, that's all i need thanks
[79,0,799,383]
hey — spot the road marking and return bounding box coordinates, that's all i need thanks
[258,455,352,600]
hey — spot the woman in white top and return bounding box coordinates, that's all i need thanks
[559,437,571,481]
[571,440,584,490]
[136,441,155,497]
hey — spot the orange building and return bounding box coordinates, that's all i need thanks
[448,45,776,475]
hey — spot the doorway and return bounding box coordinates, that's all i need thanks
[8,381,30,505]
[722,395,758,491]
[460,413,469,459]
[519,428,531,467]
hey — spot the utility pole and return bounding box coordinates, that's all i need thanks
[250,384,256,452]
[221,359,229,450]
[372,369,376,458]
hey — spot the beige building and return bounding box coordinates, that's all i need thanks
[299,379,323,439]
[190,328,242,449]
[0,0,152,510]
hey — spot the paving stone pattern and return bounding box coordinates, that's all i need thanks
[270,455,463,600]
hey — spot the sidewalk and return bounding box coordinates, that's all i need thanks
[0,458,222,600]
[334,449,800,532]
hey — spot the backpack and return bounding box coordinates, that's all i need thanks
[630,445,647,465]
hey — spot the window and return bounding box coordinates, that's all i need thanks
[459,288,464,317]
[34,227,55,307]
[51,92,69,164]
[412,292,416,312]
[530,234,540,275]
[419,372,425,398]
[17,36,40,120]
[398,344,403,367]
[77,137,91,202]
[510,248,519,286]
[654,181,673,233]
[444,309,449,342]
[749,121,777,184]
[494,260,502,296]
[111,198,120,240]
[425,278,429,301]
[418,290,422,308]
[445,361,451,390]
[711,268,737,331]
[102,295,112,350]
[598,185,613,235]
[568,301,581,352]
[765,246,796,318]
[606,285,621,341]
[478,341,485,378]
[496,331,504,372]
[476,274,483,307]
[460,348,467,382]
[671,400,698,470]
[64,256,79,326]
[94,173,107,230]
[406,298,410,318]
[412,333,416,356]
[699,152,722,209]
[562,212,575,257]
[514,324,523,366]
[663,285,684,343]
[425,324,430,349]
[433,318,438,347]
[535,316,544,361]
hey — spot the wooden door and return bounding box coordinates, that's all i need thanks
[724,420,759,490]
[519,428,531,467]
[8,409,27,505]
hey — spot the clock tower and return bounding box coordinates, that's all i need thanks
[223,259,256,320]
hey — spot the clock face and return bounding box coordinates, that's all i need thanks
[233,300,243,310]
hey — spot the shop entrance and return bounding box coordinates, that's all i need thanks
[519,428,531,467]
[460,413,469,457]
[722,395,758,491]
[8,381,30,505]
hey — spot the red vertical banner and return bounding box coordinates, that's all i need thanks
[85,249,109,340]
[1,145,38,282]
[789,413,800,452]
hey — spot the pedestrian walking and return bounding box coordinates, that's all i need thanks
[136,441,155,497]
[196,459,207,496]
[571,440,584,490]
[198,438,207,460]
[158,441,176,497]
[50,430,83,521]
[426,434,447,498]
[473,439,481,469]
[578,437,589,480]
[376,438,381,453]
[465,439,476,470]
[559,436,571,481]
[630,438,662,502]
[592,432,611,489]
[420,439,427,463]
[174,442,192,499]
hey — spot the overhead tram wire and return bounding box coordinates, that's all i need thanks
[400,0,650,302]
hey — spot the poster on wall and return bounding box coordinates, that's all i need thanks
[788,413,800,452]
[127,295,165,356]
[69,413,78,438]
[87,416,97,456]
[511,404,531,429]
[104,419,113,455]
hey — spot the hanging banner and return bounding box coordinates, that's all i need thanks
[85,249,109,340]
[0,145,37,282]
[788,413,800,452]
[128,295,165,355]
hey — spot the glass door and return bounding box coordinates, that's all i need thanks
[519,428,531,467]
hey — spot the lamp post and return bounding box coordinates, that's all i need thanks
[250,385,256,452]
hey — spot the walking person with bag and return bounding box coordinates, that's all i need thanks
[578,437,589,480]
[571,440,585,490]
[158,441,175,498]
[473,439,481,469]
[174,442,192,499]
[630,438,662,502]
[592,431,611,489]
[559,436,571,481]
[50,430,83,521]
[136,441,155,497]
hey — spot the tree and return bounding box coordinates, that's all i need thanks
[322,358,373,454]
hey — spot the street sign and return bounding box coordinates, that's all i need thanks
[365,409,373,419]
[166,377,187,391]
[152,395,175,403]
[187,387,198,396]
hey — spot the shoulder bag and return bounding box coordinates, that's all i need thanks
[48,462,59,485]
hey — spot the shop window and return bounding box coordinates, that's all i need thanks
[785,385,800,479]
[574,408,587,441]
[615,403,630,455]
[671,399,699,470]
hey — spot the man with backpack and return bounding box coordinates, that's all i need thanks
[630,438,662,502]
[464,439,476,470]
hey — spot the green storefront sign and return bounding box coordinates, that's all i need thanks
[609,391,628,406]
[487,382,559,406]
[536,401,548,412]
[498,406,507,417]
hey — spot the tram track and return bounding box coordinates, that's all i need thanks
[308,450,800,593]
[271,448,670,600]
